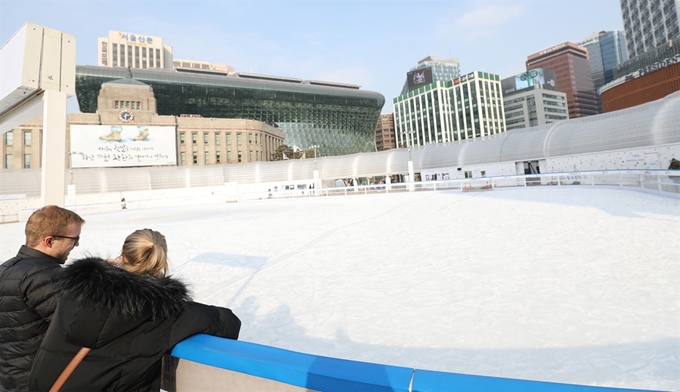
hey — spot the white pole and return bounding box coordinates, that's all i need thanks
[41,90,68,207]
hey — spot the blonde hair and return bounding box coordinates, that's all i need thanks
[25,205,85,247]
[120,229,169,278]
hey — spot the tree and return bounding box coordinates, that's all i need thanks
[271,145,293,161]
[271,144,309,160]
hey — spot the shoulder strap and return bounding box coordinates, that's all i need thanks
[49,347,91,392]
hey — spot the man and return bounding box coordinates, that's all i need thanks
[0,205,85,392]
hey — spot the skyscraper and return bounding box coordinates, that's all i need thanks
[526,42,599,118]
[620,0,680,57]
[400,56,461,95]
[580,31,630,91]
[394,71,505,148]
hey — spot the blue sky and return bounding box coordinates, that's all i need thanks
[1,0,624,113]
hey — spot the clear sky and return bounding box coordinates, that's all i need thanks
[1,0,624,113]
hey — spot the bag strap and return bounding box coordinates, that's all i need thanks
[49,347,91,392]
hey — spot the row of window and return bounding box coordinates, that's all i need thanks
[114,101,142,110]
[4,154,31,169]
[3,130,32,146]
[110,43,162,69]
[179,150,265,165]
[179,131,265,146]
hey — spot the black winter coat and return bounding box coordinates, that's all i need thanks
[28,257,241,392]
[0,246,64,392]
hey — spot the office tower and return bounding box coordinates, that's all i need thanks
[620,0,680,57]
[375,114,396,151]
[98,30,174,69]
[526,42,599,118]
[394,71,505,148]
[580,31,630,91]
[400,56,461,95]
[501,69,568,130]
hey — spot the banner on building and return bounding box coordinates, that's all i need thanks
[69,125,177,168]
[406,67,433,92]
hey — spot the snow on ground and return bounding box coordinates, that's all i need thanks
[1,187,678,390]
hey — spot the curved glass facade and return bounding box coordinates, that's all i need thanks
[75,66,385,156]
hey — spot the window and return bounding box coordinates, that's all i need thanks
[227,151,232,163]
[5,131,13,146]
[5,154,12,169]
[24,154,31,168]
[249,151,253,161]
[203,133,208,144]
[192,152,198,164]
[136,101,141,110]
[216,151,221,163]
[181,152,186,165]
[237,133,242,145]
[180,133,185,144]
[115,100,119,109]
[249,133,252,144]
[215,133,221,145]
[226,133,231,144]
[23,130,31,146]
[204,151,210,164]
[238,151,242,163]
[192,133,197,144]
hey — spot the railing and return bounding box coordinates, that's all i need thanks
[244,170,680,201]
[161,334,653,392]
[2,170,678,220]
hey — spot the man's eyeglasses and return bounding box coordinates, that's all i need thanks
[52,235,80,242]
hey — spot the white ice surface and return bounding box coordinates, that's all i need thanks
[1,187,678,390]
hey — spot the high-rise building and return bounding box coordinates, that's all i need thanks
[526,42,599,118]
[580,31,630,91]
[394,71,505,148]
[400,56,461,95]
[375,114,396,151]
[501,69,568,130]
[98,30,174,69]
[620,0,680,58]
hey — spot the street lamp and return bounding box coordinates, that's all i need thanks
[308,144,319,169]
[308,144,320,194]
[66,151,73,185]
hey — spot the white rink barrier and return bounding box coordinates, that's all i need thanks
[1,170,678,222]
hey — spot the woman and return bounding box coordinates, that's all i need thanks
[29,229,241,391]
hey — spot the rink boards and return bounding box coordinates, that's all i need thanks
[161,334,654,392]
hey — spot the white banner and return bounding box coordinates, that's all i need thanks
[70,125,177,168]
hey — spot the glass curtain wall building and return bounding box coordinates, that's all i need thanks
[400,56,461,95]
[75,66,385,156]
[620,0,680,58]
[580,31,629,91]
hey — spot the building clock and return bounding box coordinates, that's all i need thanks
[118,109,134,123]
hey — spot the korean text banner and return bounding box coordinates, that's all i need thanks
[70,125,177,168]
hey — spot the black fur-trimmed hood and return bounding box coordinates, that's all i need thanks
[55,257,190,348]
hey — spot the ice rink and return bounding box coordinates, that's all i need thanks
[1,186,678,391]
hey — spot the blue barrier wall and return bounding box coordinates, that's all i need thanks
[170,335,658,392]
